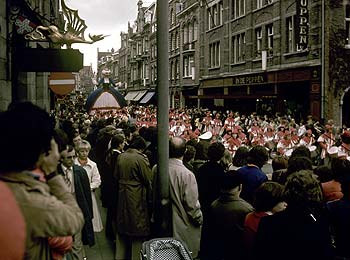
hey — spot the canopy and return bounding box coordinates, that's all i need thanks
[85,86,127,113]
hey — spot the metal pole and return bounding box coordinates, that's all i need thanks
[321,0,325,120]
[156,0,170,236]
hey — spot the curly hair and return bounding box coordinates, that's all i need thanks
[283,170,323,207]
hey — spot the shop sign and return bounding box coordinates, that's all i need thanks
[296,0,309,50]
[232,73,267,86]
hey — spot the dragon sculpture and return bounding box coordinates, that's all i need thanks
[24,0,108,48]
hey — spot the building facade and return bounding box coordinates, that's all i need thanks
[0,0,63,111]
[99,0,350,126]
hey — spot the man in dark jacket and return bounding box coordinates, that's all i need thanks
[114,136,153,260]
[196,142,227,259]
[59,145,95,260]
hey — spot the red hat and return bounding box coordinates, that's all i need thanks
[341,130,350,139]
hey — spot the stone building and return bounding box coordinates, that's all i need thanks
[102,0,350,126]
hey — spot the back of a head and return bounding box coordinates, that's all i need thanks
[253,181,284,212]
[129,136,148,151]
[290,145,311,159]
[169,137,186,159]
[313,165,333,183]
[207,142,225,162]
[220,171,241,190]
[283,170,323,208]
[232,146,249,167]
[272,156,288,172]
[286,156,313,176]
[331,158,350,181]
[247,145,269,168]
[194,140,209,161]
[0,102,54,172]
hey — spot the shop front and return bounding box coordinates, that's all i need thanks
[190,66,321,120]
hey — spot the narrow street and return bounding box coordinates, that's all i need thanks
[85,189,115,260]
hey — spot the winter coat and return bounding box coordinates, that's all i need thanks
[168,158,203,258]
[0,171,84,260]
[115,148,153,237]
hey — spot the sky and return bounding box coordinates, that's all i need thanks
[65,0,152,72]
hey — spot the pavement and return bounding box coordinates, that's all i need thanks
[84,189,115,260]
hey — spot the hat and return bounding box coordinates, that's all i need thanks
[199,131,212,140]
[341,130,350,138]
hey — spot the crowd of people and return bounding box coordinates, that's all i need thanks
[0,98,350,260]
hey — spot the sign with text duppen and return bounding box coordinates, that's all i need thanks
[296,0,309,50]
[232,73,267,86]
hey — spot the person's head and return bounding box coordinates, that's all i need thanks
[232,146,249,167]
[169,137,186,159]
[194,140,209,161]
[0,102,56,173]
[253,181,286,213]
[313,165,333,183]
[110,134,126,151]
[220,149,233,170]
[247,145,269,168]
[183,145,196,163]
[340,130,350,144]
[286,156,313,176]
[272,155,288,172]
[332,158,350,180]
[220,171,242,193]
[283,170,323,208]
[72,134,82,147]
[129,136,148,152]
[60,145,76,168]
[207,142,226,162]
[75,140,91,160]
[290,145,311,159]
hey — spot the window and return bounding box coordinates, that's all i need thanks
[169,34,173,51]
[176,59,179,79]
[175,31,179,49]
[209,41,220,68]
[266,24,273,53]
[170,8,175,25]
[208,1,223,30]
[193,22,198,41]
[232,0,245,19]
[255,27,262,56]
[189,23,193,42]
[184,56,194,77]
[286,16,295,53]
[232,33,245,63]
[170,61,174,80]
[257,0,263,9]
[346,3,350,46]
[257,0,273,9]
[183,25,188,44]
